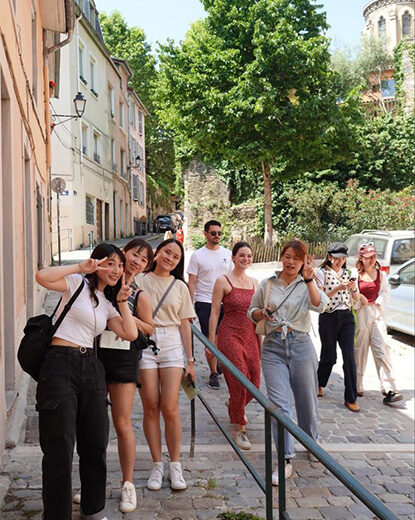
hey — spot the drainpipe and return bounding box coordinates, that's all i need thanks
[45,0,75,56]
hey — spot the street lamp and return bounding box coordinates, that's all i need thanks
[51,92,87,126]
[73,92,87,118]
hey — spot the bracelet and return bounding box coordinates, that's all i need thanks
[117,299,128,303]
[78,262,85,274]
[351,289,358,293]
[304,278,313,284]
[187,357,195,363]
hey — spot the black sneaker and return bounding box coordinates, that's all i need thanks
[217,362,223,375]
[383,391,403,405]
[208,372,220,390]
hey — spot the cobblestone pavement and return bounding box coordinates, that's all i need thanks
[1,272,414,519]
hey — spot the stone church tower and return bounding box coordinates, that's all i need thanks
[363,0,414,53]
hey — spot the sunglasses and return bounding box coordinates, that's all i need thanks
[359,241,374,250]
[209,231,222,237]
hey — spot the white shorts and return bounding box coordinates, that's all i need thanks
[139,326,185,370]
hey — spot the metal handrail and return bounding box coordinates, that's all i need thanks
[190,324,399,520]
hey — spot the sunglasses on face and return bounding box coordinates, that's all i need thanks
[359,241,374,250]
[209,231,222,237]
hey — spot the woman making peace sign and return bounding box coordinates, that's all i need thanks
[248,240,329,486]
[35,243,137,520]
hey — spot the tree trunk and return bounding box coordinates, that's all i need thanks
[261,161,273,246]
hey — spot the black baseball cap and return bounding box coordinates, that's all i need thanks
[327,242,348,258]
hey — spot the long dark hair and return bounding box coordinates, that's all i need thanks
[86,243,126,307]
[123,238,154,272]
[150,238,185,282]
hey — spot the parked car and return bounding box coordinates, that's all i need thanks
[153,215,171,232]
[384,258,415,336]
[345,230,415,275]
[155,215,177,233]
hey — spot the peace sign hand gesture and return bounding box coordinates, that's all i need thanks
[302,255,315,281]
[79,257,108,274]
[117,274,131,303]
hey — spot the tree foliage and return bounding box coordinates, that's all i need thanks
[156,0,360,244]
[331,36,394,99]
[99,11,176,202]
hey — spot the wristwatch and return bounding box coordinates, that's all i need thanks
[187,357,195,363]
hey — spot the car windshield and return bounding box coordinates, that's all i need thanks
[345,236,388,259]
[391,238,415,265]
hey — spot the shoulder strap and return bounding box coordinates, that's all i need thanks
[264,278,272,308]
[152,278,177,318]
[51,279,85,334]
[224,275,233,288]
[132,289,143,317]
[275,281,302,312]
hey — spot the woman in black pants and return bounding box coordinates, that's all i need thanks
[35,244,138,520]
[316,243,360,412]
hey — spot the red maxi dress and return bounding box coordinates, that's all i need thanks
[218,275,261,425]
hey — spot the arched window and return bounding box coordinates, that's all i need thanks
[402,11,412,37]
[378,16,386,40]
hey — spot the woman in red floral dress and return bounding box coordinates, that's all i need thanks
[209,241,260,450]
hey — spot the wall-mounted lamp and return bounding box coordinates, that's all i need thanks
[52,92,87,127]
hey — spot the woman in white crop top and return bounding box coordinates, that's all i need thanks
[35,243,137,520]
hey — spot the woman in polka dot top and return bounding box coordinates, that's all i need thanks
[315,243,360,412]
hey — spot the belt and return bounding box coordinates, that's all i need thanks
[275,327,293,334]
[49,344,94,355]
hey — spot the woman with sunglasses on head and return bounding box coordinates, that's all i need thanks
[73,239,154,513]
[315,243,360,412]
[34,243,138,520]
[209,242,260,451]
[248,240,329,486]
[353,243,402,405]
[135,238,195,491]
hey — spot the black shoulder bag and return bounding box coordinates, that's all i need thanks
[17,280,84,381]
[130,278,177,352]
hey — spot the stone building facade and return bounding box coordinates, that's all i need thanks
[364,0,414,53]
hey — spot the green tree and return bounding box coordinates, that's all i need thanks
[99,11,176,202]
[156,0,359,244]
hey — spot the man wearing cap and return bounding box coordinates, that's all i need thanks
[315,243,361,412]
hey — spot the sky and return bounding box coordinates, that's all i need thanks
[95,0,369,53]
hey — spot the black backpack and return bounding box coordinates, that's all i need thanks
[18,280,84,381]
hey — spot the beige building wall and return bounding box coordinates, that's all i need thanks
[364,0,415,53]
[110,59,132,239]
[128,89,149,235]
[0,0,70,459]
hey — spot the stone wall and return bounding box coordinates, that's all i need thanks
[183,159,258,249]
[403,46,415,113]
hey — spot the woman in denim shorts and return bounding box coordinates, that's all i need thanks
[135,239,195,491]
[248,240,329,486]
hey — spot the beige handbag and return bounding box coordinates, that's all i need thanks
[255,278,272,335]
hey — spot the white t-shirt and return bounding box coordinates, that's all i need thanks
[53,274,120,348]
[187,246,232,303]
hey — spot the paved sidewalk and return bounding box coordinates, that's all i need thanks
[1,267,414,519]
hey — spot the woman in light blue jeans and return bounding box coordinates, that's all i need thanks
[248,240,329,486]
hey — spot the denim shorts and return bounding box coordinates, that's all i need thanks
[139,326,185,370]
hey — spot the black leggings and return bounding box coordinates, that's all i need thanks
[36,346,109,520]
[317,310,357,404]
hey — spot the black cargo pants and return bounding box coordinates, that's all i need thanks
[36,345,109,520]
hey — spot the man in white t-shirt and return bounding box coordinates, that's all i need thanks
[187,219,232,389]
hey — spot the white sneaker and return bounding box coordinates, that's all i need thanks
[234,430,251,450]
[147,462,164,490]
[73,490,81,504]
[120,480,137,513]
[168,461,187,490]
[272,462,293,486]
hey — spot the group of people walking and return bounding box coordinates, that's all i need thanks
[33,220,402,519]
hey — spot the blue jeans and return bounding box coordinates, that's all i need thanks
[261,331,319,459]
